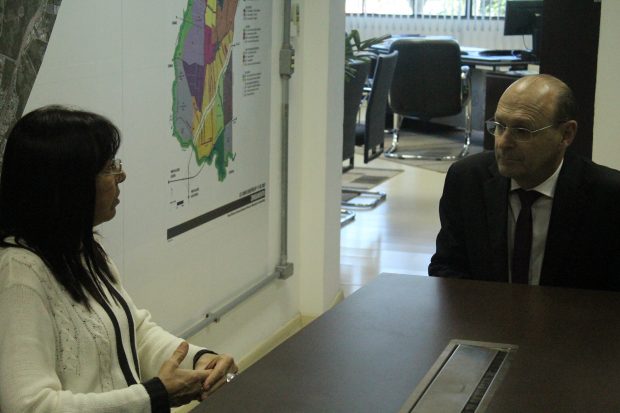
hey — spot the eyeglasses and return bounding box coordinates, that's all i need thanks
[98,159,123,176]
[485,119,563,142]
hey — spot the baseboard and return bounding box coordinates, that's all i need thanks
[332,288,345,307]
[171,314,304,413]
[236,312,305,371]
[302,288,344,327]
[240,288,345,362]
[172,288,345,412]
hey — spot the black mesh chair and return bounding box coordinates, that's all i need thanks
[385,38,472,161]
[343,60,370,172]
[341,51,398,209]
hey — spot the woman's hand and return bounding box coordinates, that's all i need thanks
[158,342,210,407]
[194,352,238,400]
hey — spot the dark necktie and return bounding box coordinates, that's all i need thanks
[512,189,543,284]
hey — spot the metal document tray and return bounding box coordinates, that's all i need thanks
[400,340,518,413]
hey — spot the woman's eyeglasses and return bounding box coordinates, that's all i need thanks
[98,159,123,176]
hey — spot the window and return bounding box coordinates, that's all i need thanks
[345,0,364,14]
[471,0,506,18]
[417,0,466,17]
[346,0,413,15]
[346,0,506,18]
[368,0,414,15]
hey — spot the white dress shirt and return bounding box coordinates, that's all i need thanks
[507,160,563,285]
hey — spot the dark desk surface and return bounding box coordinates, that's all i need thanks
[460,49,537,69]
[372,36,537,69]
[192,274,620,412]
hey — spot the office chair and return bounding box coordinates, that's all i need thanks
[356,51,398,163]
[385,38,472,161]
[341,51,398,209]
[343,60,370,173]
[340,60,370,225]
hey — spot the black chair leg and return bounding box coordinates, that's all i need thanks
[384,106,472,161]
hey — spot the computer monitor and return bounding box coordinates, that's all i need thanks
[504,0,543,59]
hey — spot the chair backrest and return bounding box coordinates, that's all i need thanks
[388,38,462,120]
[363,51,398,163]
[343,60,370,170]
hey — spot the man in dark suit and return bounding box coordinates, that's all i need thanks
[429,74,620,290]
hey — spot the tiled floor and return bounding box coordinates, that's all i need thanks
[340,153,448,297]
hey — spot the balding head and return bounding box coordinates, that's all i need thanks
[506,75,577,123]
[493,74,579,189]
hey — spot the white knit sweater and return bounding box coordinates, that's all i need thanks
[0,245,207,413]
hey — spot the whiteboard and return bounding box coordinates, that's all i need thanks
[25,0,275,335]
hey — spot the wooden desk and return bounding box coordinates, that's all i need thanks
[192,274,620,412]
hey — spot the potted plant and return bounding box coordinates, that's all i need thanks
[345,29,391,80]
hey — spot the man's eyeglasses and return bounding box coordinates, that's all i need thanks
[485,119,564,142]
[99,159,123,176]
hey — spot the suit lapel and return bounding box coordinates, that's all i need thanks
[483,162,510,281]
[541,156,585,286]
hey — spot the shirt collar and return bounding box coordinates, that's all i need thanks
[510,159,563,199]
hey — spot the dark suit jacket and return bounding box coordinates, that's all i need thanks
[429,151,620,291]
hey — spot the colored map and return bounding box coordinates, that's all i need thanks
[172,0,238,181]
[0,0,62,153]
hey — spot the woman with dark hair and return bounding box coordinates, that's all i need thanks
[0,106,237,412]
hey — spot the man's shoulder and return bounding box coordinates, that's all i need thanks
[447,151,497,176]
[565,154,620,189]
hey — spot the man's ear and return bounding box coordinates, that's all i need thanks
[561,120,578,147]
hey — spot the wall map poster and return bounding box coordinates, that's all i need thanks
[166,0,269,240]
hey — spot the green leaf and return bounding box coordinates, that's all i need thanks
[344,30,391,81]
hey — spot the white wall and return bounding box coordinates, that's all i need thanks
[288,0,344,316]
[188,0,344,354]
[149,0,309,362]
[593,0,620,169]
[24,0,343,363]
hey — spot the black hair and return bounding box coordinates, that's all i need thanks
[0,105,121,309]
